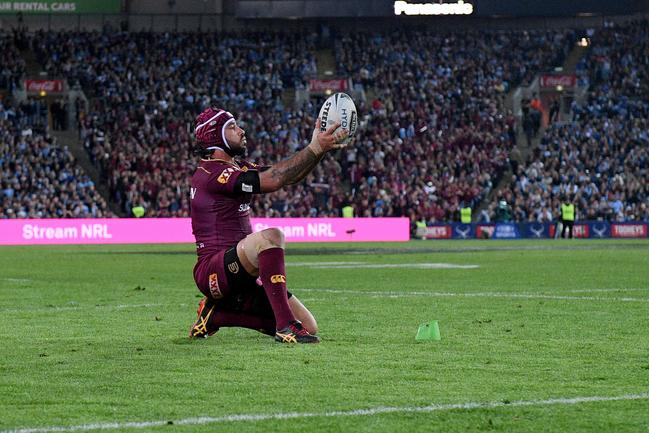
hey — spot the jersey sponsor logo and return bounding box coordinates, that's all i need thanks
[241,183,253,193]
[270,274,286,284]
[239,203,251,213]
[209,273,223,298]
[227,262,240,274]
[190,187,197,199]
[217,167,236,184]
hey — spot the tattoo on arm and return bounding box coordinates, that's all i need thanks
[269,147,323,187]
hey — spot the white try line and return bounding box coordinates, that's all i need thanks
[288,262,479,269]
[3,393,648,433]
[299,288,649,303]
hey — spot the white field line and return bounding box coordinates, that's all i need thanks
[1,278,32,283]
[0,303,184,313]
[566,288,649,293]
[299,288,649,303]
[288,261,365,266]
[2,393,648,433]
[4,287,649,313]
[288,262,479,269]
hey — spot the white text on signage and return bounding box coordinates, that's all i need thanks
[394,0,473,16]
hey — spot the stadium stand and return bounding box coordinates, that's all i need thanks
[28,30,321,216]
[19,28,574,221]
[0,98,114,218]
[333,29,573,222]
[491,21,649,223]
[0,29,27,92]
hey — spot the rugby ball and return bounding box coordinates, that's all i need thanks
[318,92,357,145]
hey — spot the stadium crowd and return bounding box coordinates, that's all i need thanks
[28,30,320,216]
[9,26,647,224]
[333,29,572,222]
[0,29,27,92]
[0,99,113,218]
[21,28,573,222]
[490,21,649,223]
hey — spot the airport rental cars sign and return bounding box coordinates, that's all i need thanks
[0,1,120,13]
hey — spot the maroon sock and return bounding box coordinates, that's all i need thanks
[258,247,295,330]
[211,311,276,336]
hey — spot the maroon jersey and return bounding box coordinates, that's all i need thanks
[190,159,259,257]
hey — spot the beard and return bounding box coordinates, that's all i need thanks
[229,146,246,157]
[227,138,247,157]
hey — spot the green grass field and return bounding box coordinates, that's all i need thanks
[1,240,648,432]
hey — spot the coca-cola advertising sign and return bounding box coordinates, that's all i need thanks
[539,74,576,88]
[24,79,64,93]
[309,79,349,93]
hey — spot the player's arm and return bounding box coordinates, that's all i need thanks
[284,151,326,185]
[257,120,348,193]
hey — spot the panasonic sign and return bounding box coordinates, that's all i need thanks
[394,0,474,15]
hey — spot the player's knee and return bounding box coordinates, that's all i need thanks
[262,228,285,249]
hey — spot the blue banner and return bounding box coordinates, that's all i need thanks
[450,223,475,239]
[492,223,522,239]
[526,222,551,239]
[418,221,647,239]
[589,221,611,238]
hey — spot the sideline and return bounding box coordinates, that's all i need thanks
[3,393,648,433]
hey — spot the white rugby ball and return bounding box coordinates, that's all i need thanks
[318,92,357,145]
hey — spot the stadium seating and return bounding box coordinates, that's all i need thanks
[3,28,594,221]
[0,99,113,218]
[29,30,321,216]
[492,21,649,222]
[0,29,26,92]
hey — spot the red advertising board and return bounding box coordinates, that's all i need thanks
[423,225,452,239]
[549,223,589,238]
[539,74,576,88]
[476,224,495,239]
[611,223,648,238]
[24,79,65,93]
[309,79,349,93]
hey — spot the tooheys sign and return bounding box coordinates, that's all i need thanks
[309,79,349,93]
[24,79,64,93]
[611,223,648,238]
[539,74,577,88]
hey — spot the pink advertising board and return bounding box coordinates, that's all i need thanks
[0,218,410,245]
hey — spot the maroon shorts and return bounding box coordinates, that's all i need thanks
[193,247,291,319]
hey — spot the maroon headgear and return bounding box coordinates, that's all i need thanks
[194,107,236,154]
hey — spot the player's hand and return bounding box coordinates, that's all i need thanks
[310,118,349,154]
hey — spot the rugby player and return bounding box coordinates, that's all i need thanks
[188,107,348,343]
